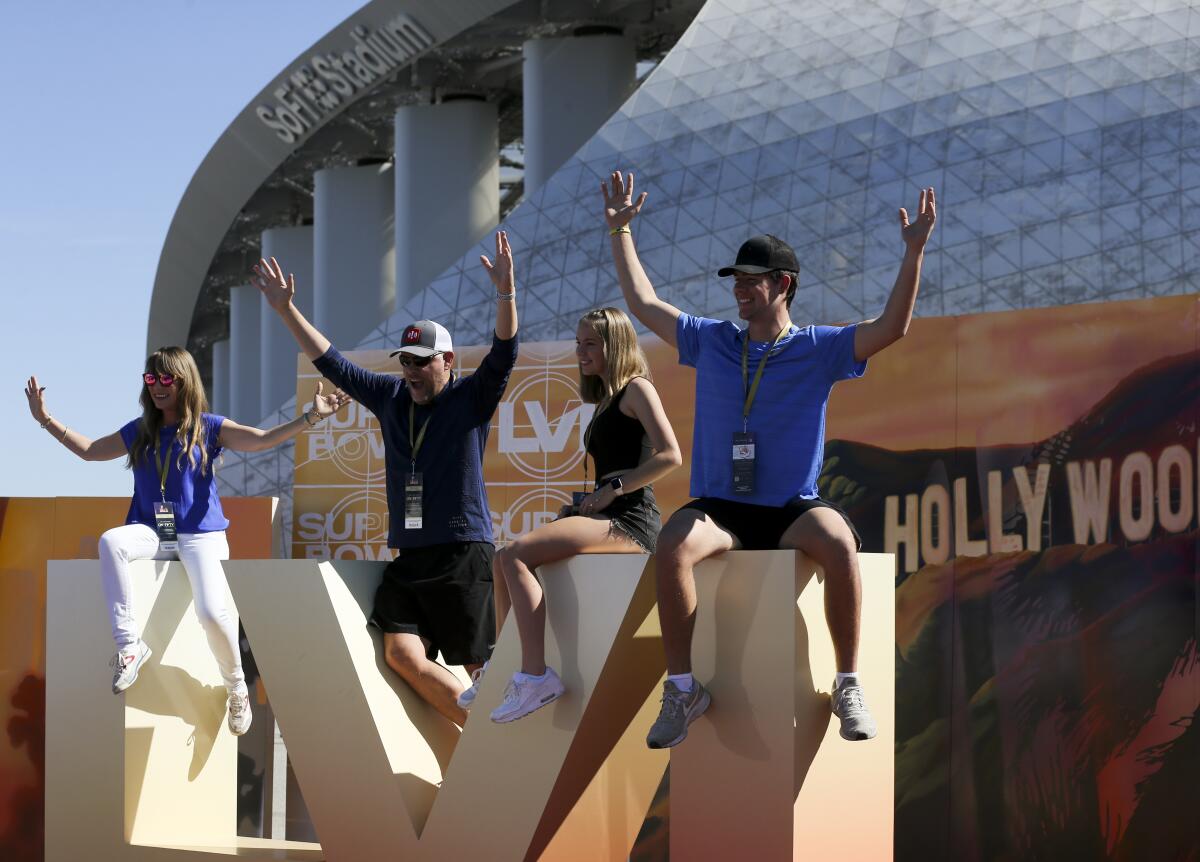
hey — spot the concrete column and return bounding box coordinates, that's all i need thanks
[394,98,499,309]
[229,284,262,423]
[260,225,314,414]
[313,163,395,349]
[523,32,636,194]
[210,339,230,416]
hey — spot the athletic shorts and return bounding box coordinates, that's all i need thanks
[678,496,862,551]
[370,541,495,665]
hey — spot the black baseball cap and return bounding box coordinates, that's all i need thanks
[717,234,799,277]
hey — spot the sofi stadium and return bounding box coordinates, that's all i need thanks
[141,0,1199,858]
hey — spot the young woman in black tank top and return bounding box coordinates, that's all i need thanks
[481,307,682,723]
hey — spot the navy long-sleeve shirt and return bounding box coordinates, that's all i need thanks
[313,333,518,549]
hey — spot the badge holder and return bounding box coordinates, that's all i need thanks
[405,472,423,529]
[154,501,178,552]
[732,431,756,494]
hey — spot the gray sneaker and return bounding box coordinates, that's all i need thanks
[110,641,152,694]
[457,662,488,710]
[227,691,253,736]
[831,678,877,740]
[646,680,711,749]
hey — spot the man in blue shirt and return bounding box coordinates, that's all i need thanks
[602,171,937,748]
[253,231,519,726]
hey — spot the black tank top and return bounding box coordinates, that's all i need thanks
[585,384,649,480]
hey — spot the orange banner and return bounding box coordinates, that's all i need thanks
[292,339,695,559]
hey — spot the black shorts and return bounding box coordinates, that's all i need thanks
[370,542,495,666]
[679,497,862,551]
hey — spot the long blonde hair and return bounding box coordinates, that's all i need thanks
[127,347,213,475]
[577,307,651,405]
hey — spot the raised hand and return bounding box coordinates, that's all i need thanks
[900,187,937,251]
[601,170,647,231]
[24,375,49,424]
[310,381,351,420]
[479,230,515,295]
[251,256,296,312]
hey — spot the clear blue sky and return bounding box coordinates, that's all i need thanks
[0,1,364,497]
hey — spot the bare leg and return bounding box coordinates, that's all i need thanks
[492,555,511,642]
[781,508,860,673]
[653,509,736,675]
[495,516,643,676]
[383,632,469,726]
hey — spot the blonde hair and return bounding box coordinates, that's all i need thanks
[127,347,213,476]
[577,307,651,405]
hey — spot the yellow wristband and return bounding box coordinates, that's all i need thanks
[609,226,632,236]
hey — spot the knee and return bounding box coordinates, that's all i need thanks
[655,525,696,572]
[494,544,518,578]
[98,528,126,562]
[384,640,425,678]
[814,537,858,579]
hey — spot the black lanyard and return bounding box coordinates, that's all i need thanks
[408,401,434,476]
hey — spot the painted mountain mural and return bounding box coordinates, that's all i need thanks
[819,346,1199,861]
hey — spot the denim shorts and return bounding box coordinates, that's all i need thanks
[588,485,662,553]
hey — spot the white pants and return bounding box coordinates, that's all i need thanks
[98,524,246,695]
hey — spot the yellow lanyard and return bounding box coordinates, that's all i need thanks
[153,439,172,502]
[740,325,790,432]
[408,401,433,475]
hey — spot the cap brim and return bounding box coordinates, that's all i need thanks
[717,264,774,277]
[388,346,440,358]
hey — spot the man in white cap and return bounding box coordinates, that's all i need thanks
[253,231,519,726]
[602,170,936,749]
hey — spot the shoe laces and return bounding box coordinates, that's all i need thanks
[836,684,865,713]
[501,679,523,705]
[229,694,249,716]
[468,667,485,688]
[658,686,687,721]
[110,650,135,670]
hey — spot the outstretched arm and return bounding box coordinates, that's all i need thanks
[603,171,682,347]
[479,230,517,340]
[251,257,332,360]
[854,187,937,362]
[219,382,351,452]
[24,375,126,461]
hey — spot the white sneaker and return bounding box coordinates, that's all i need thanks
[831,677,877,740]
[457,662,488,710]
[490,668,565,723]
[110,641,152,695]
[227,691,253,736]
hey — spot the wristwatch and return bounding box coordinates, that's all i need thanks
[608,476,624,494]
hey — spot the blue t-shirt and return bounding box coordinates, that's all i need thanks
[677,313,866,506]
[313,334,518,549]
[119,413,229,533]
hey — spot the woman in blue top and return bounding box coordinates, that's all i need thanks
[25,346,348,735]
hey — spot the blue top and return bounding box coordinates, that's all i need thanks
[313,334,518,549]
[119,413,229,533]
[676,313,866,505]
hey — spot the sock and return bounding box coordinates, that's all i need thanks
[835,672,859,689]
[515,670,547,683]
[668,673,694,692]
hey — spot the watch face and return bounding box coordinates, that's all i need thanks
[610,477,623,491]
